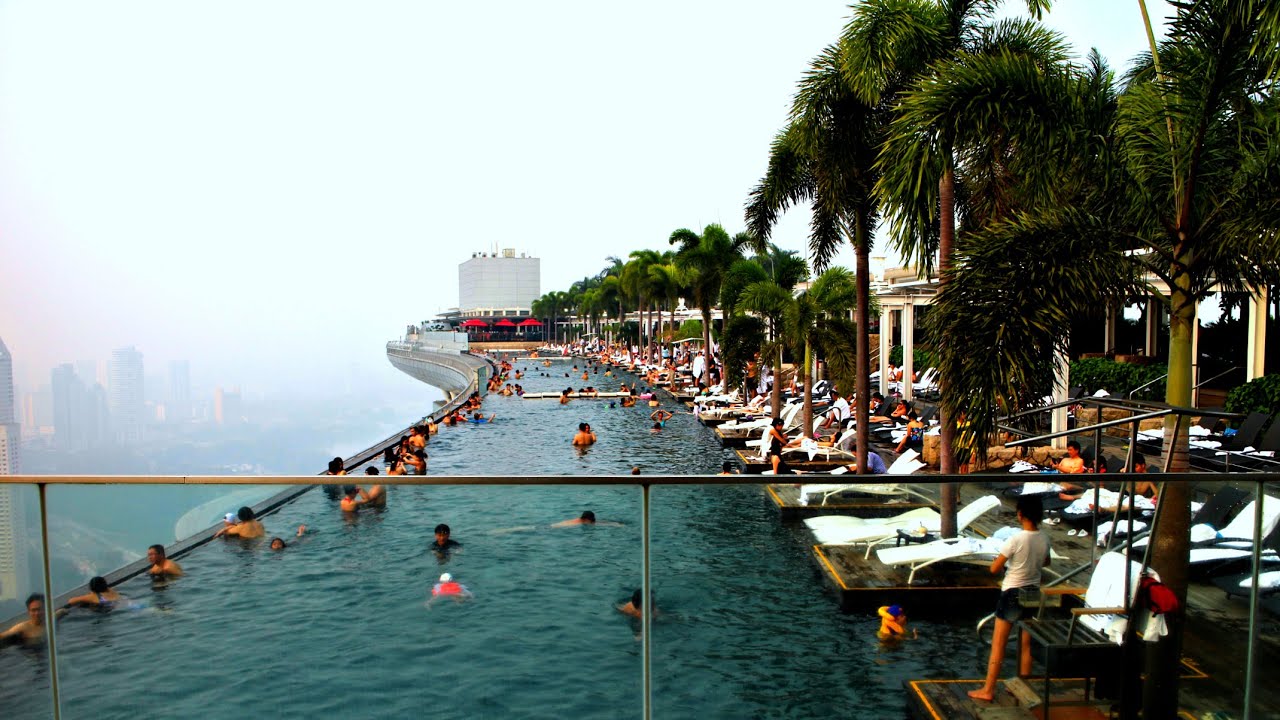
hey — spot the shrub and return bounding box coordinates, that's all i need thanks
[888,345,936,370]
[1069,358,1167,399]
[1225,374,1280,417]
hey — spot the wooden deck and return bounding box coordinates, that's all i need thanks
[765,483,936,521]
[735,448,853,474]
[905,677,1202,720]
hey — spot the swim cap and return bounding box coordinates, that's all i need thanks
[224,513,237,523]
[888,605,903,617]
[439,573,452,583]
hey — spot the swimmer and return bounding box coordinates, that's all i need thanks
[618,589,654,618]
[552,510,624,528]
[1,594,48,647]
[650,409,673,426]
[431,524,463,556]
[620,395,636,408]
[65,576,121,610]
[362,470,387,507]
[631,466,641,475]
[146,544,183,579]
[269,525,308,550]
[572,422,597,446]
[214,506,265,539]
[428,572,473,606]
[877,604,916,640]
[340,485,370,512]
[717,461,738,475]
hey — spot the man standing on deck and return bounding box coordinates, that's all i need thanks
[691,351,705,386]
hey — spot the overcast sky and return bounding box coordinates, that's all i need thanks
[0,0,1165,392]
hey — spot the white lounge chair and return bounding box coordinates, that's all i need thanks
[876,536,1005,584]
[1133,495,1280,566]
[887,449,927,475]
[804,494,1003,557]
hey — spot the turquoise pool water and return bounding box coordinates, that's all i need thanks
[3,361,985,718]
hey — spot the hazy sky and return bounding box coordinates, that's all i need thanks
[0,1,1165,391]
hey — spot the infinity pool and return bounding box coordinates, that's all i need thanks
[3,360,983,718]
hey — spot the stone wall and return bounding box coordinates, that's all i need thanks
[921,434,1068,470]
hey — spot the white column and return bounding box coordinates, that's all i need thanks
[1247,287,1269,381]
[879,303,891,396]
[902,302,915,401]
[1052,346,1069,449]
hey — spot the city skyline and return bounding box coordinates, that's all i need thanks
[0,1,1162,394]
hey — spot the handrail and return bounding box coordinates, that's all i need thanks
[1128,372,1168,400]
[1194,365,1240,390]
[4,472,1277,720]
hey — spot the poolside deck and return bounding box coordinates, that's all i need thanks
[735,448,852,474]
[765,483,936,521]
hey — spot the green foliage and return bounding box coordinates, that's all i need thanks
[1068,358,1168,399]
[1225,374,1280,417]
[720,315,765,389]
[887,345,935,370]
[677,319,704,339]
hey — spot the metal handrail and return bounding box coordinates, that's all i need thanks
[5,472,1276,720]
[1128,372,1168,399]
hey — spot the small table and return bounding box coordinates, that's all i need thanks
[895,528,937,546]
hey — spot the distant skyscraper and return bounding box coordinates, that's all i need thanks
[213,386,242,425]
[168,360,191,422]
[109,346,145,444]
[52,363,89,451]
[0,480,25,602]
[0,336,14,424]
[457,249,541,317]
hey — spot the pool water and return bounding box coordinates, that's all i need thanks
[3,360,986,718]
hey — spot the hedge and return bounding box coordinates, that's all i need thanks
[1225,374,1280,418]
[1069,358,1168,399]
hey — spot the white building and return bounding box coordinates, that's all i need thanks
[109,346,145,444]
[0,337,13,425]
[0,423,24,603]
[457,249,540,319]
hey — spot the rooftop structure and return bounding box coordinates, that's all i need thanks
[457,249,539,319]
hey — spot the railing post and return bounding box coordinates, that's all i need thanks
[642,482,651,720]
[38,483,62,719]
[1243,479,1264,720]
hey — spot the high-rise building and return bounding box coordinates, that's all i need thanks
[0,336,14,424]
[457,249,540,318]
[0,480,25,602]
[168,360,191,422]
[109,346,145,444]
[213,386,242,425]
[52,363,89,451]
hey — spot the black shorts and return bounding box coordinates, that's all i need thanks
[994,586,1038,623]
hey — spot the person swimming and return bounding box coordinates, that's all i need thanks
[427,573,473,606]
[65,577,120,611]
[269,525,308,550]
[618,589,654,618]
[877,604,915,640]
[552,511,623,528]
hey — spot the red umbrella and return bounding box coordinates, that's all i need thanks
[494,318,517,327]
[517,318,544,327]
[460,319,489,328]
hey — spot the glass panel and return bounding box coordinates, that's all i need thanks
[651,482,991,717]
[40,483,641,717]
[0,484,54,719]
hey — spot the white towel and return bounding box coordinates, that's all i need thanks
[1142,611,1168,642]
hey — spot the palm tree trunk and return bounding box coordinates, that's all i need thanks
[1144,276,1194,719]
[802,340,813,438]
[854,214,871,475]
[938,164,958,537]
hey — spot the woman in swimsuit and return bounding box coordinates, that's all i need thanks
[65,577,120,610]
[766,417,789,475]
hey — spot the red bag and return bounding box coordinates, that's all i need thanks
[1139,575,1179,615]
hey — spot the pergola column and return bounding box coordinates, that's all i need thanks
[879,303,891,396]
[902,302,915,400]
[1191,299,1201,406]
[1247,287,1269,381]
[1052,346,1069,449]
[1104,304,1117,353]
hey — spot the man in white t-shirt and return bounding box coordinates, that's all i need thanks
[969,496,1051,703]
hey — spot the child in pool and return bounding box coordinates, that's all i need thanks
[877,604,916,640]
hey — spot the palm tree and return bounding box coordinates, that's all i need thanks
[623,250,662,360]
[921,3,1280,712]
[669,224,753,382]
[842,0,1064,530]
[737,279,795,418]
[648,261,683,360]
[782,267,864,437]
[746,43,884,475]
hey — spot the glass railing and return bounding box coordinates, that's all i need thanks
[0,474,1274,720]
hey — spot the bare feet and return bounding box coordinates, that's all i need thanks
[967,689,995,702]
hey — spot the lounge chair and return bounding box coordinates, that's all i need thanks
[886,448,927,475]
[1133,494,1280,569]
[875,536,1006,584]
[803,494,1002,557]
[1021,551,1153,715]
[1211,569,1280,599]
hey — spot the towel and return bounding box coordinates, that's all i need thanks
[1142,611,1168,642]
[1095,520,1148,545]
